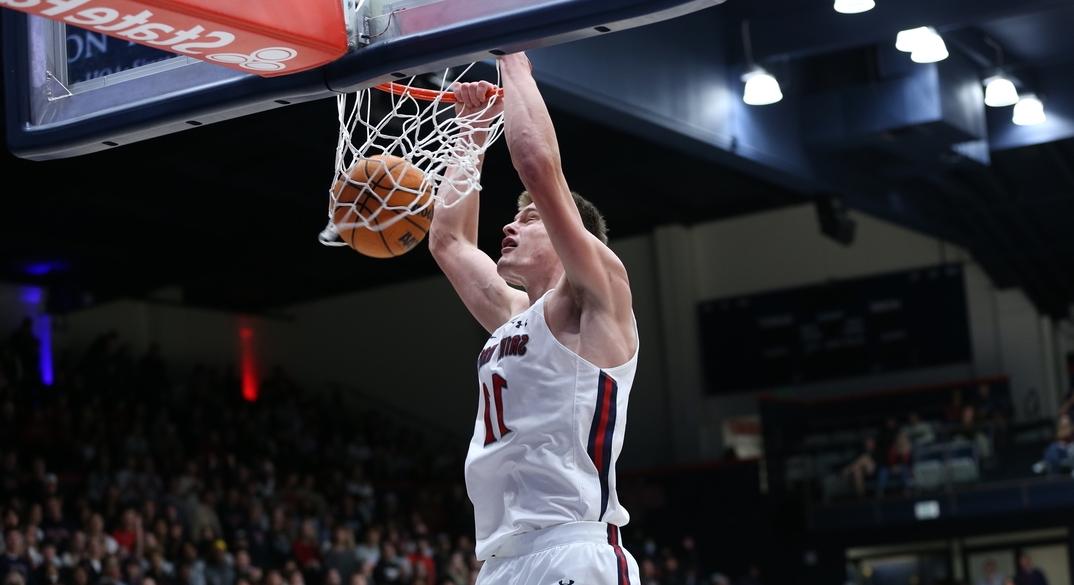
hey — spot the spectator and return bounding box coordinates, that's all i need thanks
[86,515,119,557]
[0,528,31,582]
[640,558,660,585]
[877,417,900,460]
[24,526,43,569]
[82,538,105,580]
[146,549,174,584]
[5,569,27,585]
[354,530,380,575]
[124,557,144,585]
[977,558,1003,585]
[322,528,358,583]
[441,554,467,585]
[1041,415,1074,474]
[841,437,878,497]
[902,412,936,447]
[99,556,125,585]
[61,532,86,566]
[289,521,319,572]
[41,498,71,546]
[204,541,235,585]
[112,510,142,557]
[952,405,991,459]
[233,549,258,584]
[372,544,409,585]
[405,538,434,585]
[31,541,61,585]
[877,431,912,497]
[1014,553,1048,585]
[38,562,62,585]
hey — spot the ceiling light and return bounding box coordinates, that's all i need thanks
[895,27,930,52]
[910,29,948,63]
[742,68,783,106]
[983,76,1019,107]
[834,0,875,14]
[1013,95,1046,126]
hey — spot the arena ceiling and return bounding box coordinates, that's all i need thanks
[2,0,1074,316]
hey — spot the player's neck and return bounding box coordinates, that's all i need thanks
[520,269,564,306]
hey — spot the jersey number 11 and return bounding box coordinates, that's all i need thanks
[482,373,511,445]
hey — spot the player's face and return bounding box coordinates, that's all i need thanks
[497,203,557,286]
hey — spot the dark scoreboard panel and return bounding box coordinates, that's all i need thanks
[698,264,971,394]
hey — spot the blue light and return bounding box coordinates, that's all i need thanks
[33,315,54,386]
[16,286,53,386]
[23,261,68,276]
[20,287,43,304]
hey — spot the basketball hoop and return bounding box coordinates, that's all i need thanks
[319,62,505,247]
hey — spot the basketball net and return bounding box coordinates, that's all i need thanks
[319,62,505,246]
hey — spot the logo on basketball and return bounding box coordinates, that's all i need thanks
[207,47,298,72]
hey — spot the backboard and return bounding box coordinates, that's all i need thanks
[3,0,724,160]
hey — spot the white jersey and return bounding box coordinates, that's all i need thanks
[464,290,638,561]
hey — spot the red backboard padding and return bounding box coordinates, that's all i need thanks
[0,0,348,77]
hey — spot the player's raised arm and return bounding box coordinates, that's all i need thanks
[428,81,527,332]
[499,53,632,316]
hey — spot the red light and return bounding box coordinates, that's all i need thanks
[241,368,259,402]
[239,326,259,402]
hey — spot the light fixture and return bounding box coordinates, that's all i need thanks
[895,27,930,52]
[1013,94,1046,126]
[833,0,875,14]
[740,21,782,106]
[983,76,1019,107]
[982,38,1019,108]
[742,68,783,106]
[910,28,948,63]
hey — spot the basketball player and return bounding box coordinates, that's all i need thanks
[428,52,640,584]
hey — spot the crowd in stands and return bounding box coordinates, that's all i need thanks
[772,373,1074,503]
[1036,391,1074,475]
[1,324,761,585]
[834,384,1011,498]
[973,553,1051,585]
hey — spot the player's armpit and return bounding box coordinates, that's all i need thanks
[430,237,528,333]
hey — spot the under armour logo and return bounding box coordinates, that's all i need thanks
[558,580,574,585]
[513,319,527,329]
[207,47,298,72]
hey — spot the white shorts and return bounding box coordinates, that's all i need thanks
[477,522,640,585]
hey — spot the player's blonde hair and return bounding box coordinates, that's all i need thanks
[517,191,609,245]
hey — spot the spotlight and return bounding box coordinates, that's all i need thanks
[1013,95,1046,126]
[895,27,930,52]
[983,76,1019,107]
[742,68,783,106]
[833,0,875,14]
[910,29,948,63]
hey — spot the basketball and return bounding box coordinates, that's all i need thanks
[330,154,434,258]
